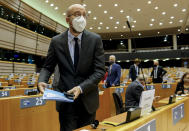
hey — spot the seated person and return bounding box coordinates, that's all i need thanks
[125,74,147,110]
[175,72,189,95]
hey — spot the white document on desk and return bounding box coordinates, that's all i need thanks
[42,89,74,102]
[139,89,155,116]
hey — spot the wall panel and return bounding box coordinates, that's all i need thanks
[0,61,13,75]
[56,23,67,33]
[0,0,20,11]
[15,26,37,54]
[19,2,40,23]
[36,35,51,56]
[14,62,35,74]
[40,15,56,31]
[0,18,15,50]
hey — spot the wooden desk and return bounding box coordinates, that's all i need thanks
[0,95,59,131]
[155,83,177,100]
[0,88,38,97]
[96,90,111,121]
[0,82,8,86]
[75,96,189,131]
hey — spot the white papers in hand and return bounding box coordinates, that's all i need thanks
[42,89,74,102]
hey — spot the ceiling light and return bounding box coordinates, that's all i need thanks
[182,9,186,12]
[149,23,153,26]
[98,27,101,30]
[89,27,93,30]
[123,26,126,28]
[178,29,181,32]
[132,25,135,28]
[144,59,149,62]
[133,20,136,23]
[62,13,66,15]
[169,21,173,24]
[148,1,152,4]
[154,6,159,10]
[176,58,180,60]
[114,26,118,29]
[88,11,91,14]
[54,7,58,10]
[98,4,102,7]
[157,32,160,34]
[50,3,54,7]
[120,10,124,13]
[159,22,163,26]
[137,9,141,12]
[104,10,108,14]
[99,22,103,25]
[106,27,109,29]
[179,20,183,23]
[170,16,174,19]
[162,12,166,15]
[83,4,87,7]
[138,33,141,36]
[126,16,130,19]
[116,21,119,24]
[173,3,178,7]
[151,18,155,22]
[45,0,49,3]
[93,17,97,20]
[109,16,113,19]
[186,28,189,31]
[114,4,118,7]
[121,34,123,37]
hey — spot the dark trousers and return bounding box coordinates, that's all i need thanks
[131,77,136,82]
[153,78,163,83]
[58,97,96,131]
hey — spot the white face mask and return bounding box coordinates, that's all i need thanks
[72,16,86,32]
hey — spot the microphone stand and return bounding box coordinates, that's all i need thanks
[126,20,147,89]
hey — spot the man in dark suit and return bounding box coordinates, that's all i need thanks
[151,60,167,83]
[125,74,147,110]
[37,4,105,131]
[52,65,60,90]
[129,58,141,81]
[105,55,121,88]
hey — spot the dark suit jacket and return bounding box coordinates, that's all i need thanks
[38,30,105,114]
[106,63,121,87]
[52,65,60,89]
[151,66,167,83]
[125,80,144,107]
[129,65,140,81]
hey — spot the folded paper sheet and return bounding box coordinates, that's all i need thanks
[42,89,74,102]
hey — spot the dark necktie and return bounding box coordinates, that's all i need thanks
[74,37,79,70]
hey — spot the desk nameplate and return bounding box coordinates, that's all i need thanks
[20,97,46,108]
[135,119,156,131]
[0,90,10,98]
[172,103,184,125]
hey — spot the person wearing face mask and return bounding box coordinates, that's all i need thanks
[175,72,189,95]
[129,58,141,82]
[105,55,121,88]
[37,4,105,131]
[151,60,167,83]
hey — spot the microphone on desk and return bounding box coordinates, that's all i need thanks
[90,120,99,129]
